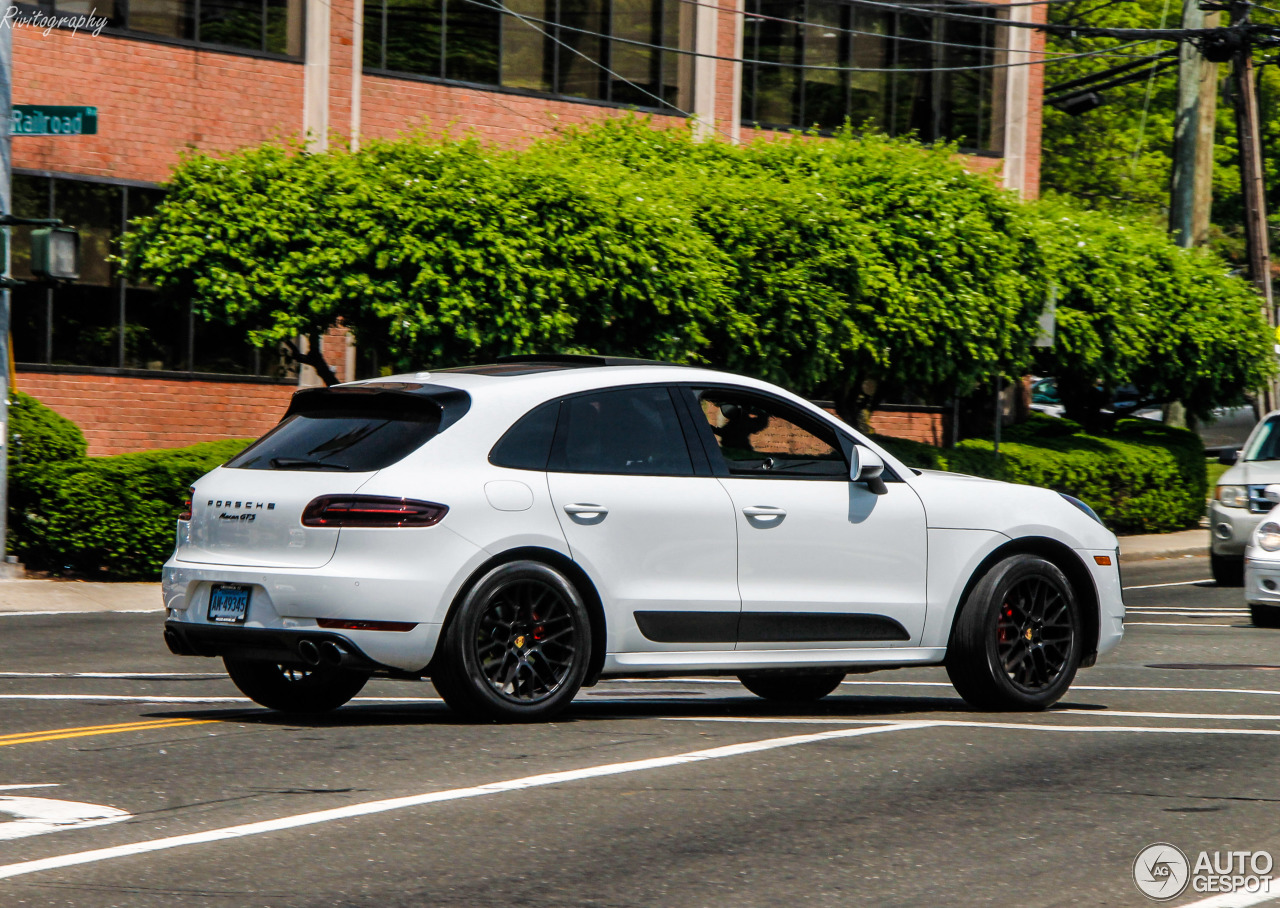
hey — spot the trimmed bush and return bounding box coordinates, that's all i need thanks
[8,391,86,467]
[11,439,249,580]
[874,415,1204,534]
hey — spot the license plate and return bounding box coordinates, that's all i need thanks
[208,584,251,625]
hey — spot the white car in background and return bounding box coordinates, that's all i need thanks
[162,356,1124,721]
[1211,410,1280,586]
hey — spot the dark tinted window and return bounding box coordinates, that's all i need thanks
[490,401,560,471]
[554,387,693,476]
[227,392,455,472]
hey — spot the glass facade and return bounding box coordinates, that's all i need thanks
[363,0,696,113]
[19,0,304,56]
[742,0,1007,152]
[11,173,296,379]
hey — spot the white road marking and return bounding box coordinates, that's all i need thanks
[1182,888,1280,907]
[1126,608,1250,614]
[836,680,1280,698]
[1127,622,1241,628]
[0,610,159,618]
[0,795,129,841]
[0,785,58,792]
[663,717,1280,736]
[0,695,442,704]
[0,723,929,882]
[0,672,223,679]
[1055,709,1280,722]
[603,678,1280,698]
[1122,579,1213,591]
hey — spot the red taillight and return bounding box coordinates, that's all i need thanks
[316,618,418,632]
[179,486,194,521]
[301,495,448,528]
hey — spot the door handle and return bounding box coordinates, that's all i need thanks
[564,503,609,517]
[742,505,786,519]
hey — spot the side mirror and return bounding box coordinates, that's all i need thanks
[850,447,888,495]
[1219,448,1240,466]
[1264,484,1280,504]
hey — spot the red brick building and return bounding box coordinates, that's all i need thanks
[10,0,1044,454]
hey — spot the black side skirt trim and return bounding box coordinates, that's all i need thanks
[634,611,911,644]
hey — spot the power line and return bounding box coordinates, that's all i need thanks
[456,0,1172,74]
[682,0,1166,60]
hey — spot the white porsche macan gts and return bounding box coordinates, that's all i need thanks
[162,356,1124,720]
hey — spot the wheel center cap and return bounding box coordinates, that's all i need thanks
[1024,627,1034,642]
[514,635,526,649]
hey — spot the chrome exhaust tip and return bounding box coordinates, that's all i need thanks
[297,638,321,666]
[318,640,345,667]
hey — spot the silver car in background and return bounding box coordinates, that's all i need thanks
[1211,410,1280,586]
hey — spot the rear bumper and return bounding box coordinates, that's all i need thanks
[164,621,387,673]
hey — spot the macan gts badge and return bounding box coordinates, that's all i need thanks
[162,355,1125,721]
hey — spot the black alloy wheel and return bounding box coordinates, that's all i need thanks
[946,554,1082,711]
[433,561,591,722]
[993,574,1076,694]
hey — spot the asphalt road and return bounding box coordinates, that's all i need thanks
[0,557,1277,907]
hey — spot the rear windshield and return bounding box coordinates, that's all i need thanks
[227,388,464,472]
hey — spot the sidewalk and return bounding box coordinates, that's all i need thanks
[1117,528,1206,563]
[0,580,161,614]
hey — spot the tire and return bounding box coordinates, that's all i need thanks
[223,658,369,713]
[945,554,1082,711]
[432,560,591,722]
[1251,604,1280,628]
[737,672,845,703]
[1211,551,1245,587]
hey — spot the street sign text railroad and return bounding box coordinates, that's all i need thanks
[12,105,97,136]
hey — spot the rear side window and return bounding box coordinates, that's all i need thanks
[227,389,459,472]
[490,401,560,471]
[551,386,693,477]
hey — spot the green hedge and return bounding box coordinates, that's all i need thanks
[9,391,86,467]
[11,439,250,580]
[873,415,1205,534]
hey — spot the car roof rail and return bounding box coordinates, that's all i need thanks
[494,354,687,368]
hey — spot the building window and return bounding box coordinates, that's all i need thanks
[19,0,304,56]
[363,0,696,114]
[742,0,1007,153]
[11,173,296,380]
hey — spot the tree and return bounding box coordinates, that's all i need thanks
[121,118,1271,429]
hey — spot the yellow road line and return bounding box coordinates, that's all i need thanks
[0,718,218,747]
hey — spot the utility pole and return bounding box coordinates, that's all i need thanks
[1229,0,1277,411]
[1171,1,1218,247]
[0,0,13,559]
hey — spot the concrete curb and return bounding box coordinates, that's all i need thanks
[1117,529,1207,564]
[0,580,162,614]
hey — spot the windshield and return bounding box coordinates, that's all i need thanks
[1244,415,1280,462]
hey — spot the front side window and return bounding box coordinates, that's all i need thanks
[363,0,695,114]
[552,386,693,476]
[742,0,1007,152]
[696,390,847,479]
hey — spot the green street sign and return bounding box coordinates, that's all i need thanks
[12,105,98,136]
